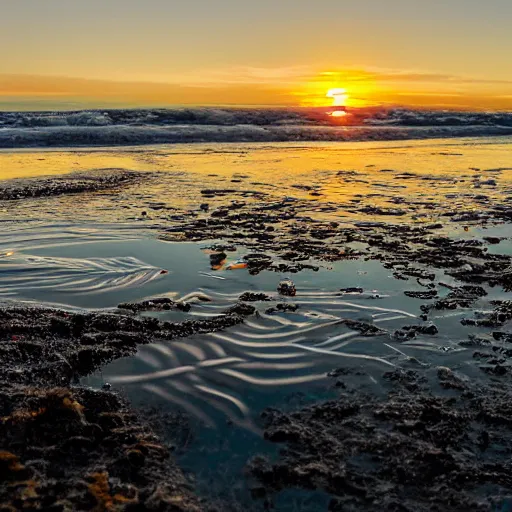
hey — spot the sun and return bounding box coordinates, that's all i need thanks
[296,73,374,108]
[296,70,377,108]
[326,88,349,107]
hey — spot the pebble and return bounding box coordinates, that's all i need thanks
[278,278,297,297]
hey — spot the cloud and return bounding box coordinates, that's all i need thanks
[123,66,314,88]
[1,65,511,111]
[0,74,296,107]
[318,68,512,86]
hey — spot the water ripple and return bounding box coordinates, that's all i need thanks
[0,253,165,296]
[104,291,413,430]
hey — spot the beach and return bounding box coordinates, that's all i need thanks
[1,133,512,510]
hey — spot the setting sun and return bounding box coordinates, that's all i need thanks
[326,88,348,107]
[295,72,378,108]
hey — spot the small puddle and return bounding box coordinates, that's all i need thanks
[1,225,509,506]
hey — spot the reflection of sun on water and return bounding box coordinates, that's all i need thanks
[326,88,349,119]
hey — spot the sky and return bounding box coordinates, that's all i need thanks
[1,0,512,110]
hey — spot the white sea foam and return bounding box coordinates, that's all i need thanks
[1,107,511,148]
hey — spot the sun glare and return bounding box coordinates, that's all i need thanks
[330,110,347,117]
[326,88,348,107]
[297,73,374,108]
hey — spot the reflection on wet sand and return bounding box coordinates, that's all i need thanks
[1,138,511,228]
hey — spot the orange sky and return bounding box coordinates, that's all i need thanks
[2,68,512,111]
[2,1,512,111]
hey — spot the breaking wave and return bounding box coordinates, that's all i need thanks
[1,107,511,148]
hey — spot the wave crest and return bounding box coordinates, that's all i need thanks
[1,107,511,148]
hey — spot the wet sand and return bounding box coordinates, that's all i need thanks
[1,138,512,510]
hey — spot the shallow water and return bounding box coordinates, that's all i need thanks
[1,138,512,228]
[2,224,510,505]
[1,137,511,507]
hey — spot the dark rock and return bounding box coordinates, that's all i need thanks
[404,290,438,299]
[223,303,256,316]
[239,292,272,302]
[210,252,227,267]
[340,287,364,294]
[248,376,512,511]
[265,303,299,315]
[277,279,297,297]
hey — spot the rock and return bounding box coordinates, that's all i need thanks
[436,366,469,390]
[394,323,439,340]
[210,252,227,267]
[223,303,256,316]
[265,303,299,315]
[277,279,297,297]
[404,290,438,299]
[118,298,190,313]
[247,376,512,511]
[340,287,364,294]
[483,236,502,245]
[239,292,272,302]
[493,332,512,343]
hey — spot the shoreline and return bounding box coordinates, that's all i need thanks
[1,125,512,150]
[1,140,512,510]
